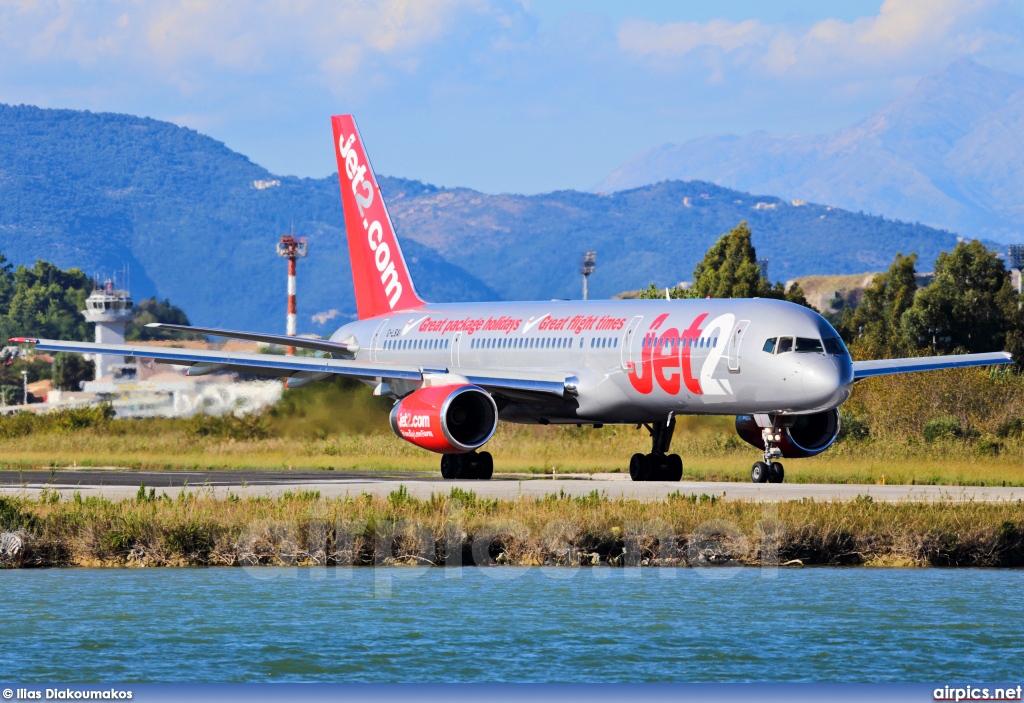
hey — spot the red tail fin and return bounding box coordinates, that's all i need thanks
[332,115,425,320]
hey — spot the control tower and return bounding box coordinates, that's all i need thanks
[82,275,135,380]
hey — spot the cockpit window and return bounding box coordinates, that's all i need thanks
[823,336,849,356]
[762,338,777,353]
[776,337,794,353]
[795,337,824,353]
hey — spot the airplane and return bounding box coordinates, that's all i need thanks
[11,115,1013,483]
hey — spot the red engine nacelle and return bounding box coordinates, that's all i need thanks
[389,384,498,454]
[735,409,841,458]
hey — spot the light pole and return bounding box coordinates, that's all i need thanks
[276,231,308,355]
[581,251,596,300]
[21,370,28,405]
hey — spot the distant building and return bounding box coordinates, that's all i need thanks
[1009,245,1024,294]
[81,278,135,381]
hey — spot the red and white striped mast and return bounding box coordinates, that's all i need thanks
[276,230,308,355]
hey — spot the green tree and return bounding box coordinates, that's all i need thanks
[689,221,813,307]
[125,297,203,341]
[901,240,1012,354]
[0,260,92,342]
[0,253,13,314]
[840,253,918,359]
[691,222,766,299]
[638,283,695,300]
[52,352,94,391]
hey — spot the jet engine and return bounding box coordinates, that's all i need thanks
[389,384,498,453]
[735,409,841,458]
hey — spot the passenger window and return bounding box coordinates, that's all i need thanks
[823,337,848,355]
[762,338,777,353]
[776,337,794,353]
[795,337,824,353]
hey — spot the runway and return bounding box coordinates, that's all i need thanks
[0,468,1021,502]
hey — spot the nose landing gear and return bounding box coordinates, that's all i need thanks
[629,416,684,481]
[751,424,785,483]
[440,451,494,480]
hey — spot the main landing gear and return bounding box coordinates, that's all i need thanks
[440,451,494,480]
[630,416,683,482]
[751,423,785,484]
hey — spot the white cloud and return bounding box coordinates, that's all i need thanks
[1,0,1024,192]
[618,18,769,60]
[0,0,497,83]
[616,0,1020,78]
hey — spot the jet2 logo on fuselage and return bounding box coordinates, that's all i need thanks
[627,313,735,396]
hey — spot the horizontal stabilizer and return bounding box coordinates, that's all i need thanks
[852,351,1013,380]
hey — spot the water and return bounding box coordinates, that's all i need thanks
[0,567,1021,682]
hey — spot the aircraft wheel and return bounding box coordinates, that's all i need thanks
[458,452,479,480]
[477,451,494,480]
[768,462,785,484]
[667,454,683,482]
[629,453,646,481]
[440,454,456,479]
[751,461,770,483]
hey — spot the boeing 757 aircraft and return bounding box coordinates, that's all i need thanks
[13,115,1014,482]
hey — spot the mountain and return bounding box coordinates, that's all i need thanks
[384,180,960,301]
[597,59,1024,243]
[0,104,498,334]
[0,104,963,331]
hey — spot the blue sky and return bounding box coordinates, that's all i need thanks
[2,0,1024,193]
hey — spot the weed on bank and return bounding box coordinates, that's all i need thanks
[1,490,1023,569]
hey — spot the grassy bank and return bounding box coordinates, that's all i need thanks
[2,490,1023,569]
[1,369,1024,485]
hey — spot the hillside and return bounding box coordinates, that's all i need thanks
[597,59,1024,244]
[0,104,963,331]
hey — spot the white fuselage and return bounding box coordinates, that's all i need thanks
[331,297,853,424]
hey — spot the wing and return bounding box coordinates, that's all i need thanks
[143,323,358,356]
[852,351,1013,380]
[9,338,575,398]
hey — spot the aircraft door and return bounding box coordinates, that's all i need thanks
[621,315,643,370]
[450,331,462,367]
[727,319,750,372]
[370,319,389,361]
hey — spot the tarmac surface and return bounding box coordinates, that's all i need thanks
[0,468,1022,503]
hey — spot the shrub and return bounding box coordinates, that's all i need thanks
[977,438,1002,456]
[838,411,870,441]
[0,497,33,531]
[184,412,269,441]
[0,404,114,438]
[998,418,1024,439]
[923,416,979,443]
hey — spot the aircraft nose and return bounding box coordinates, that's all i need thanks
[802,357,841,401]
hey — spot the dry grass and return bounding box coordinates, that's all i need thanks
[1,413,1023,485]
[1,368,1024,485]
[3,490,1023,569]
